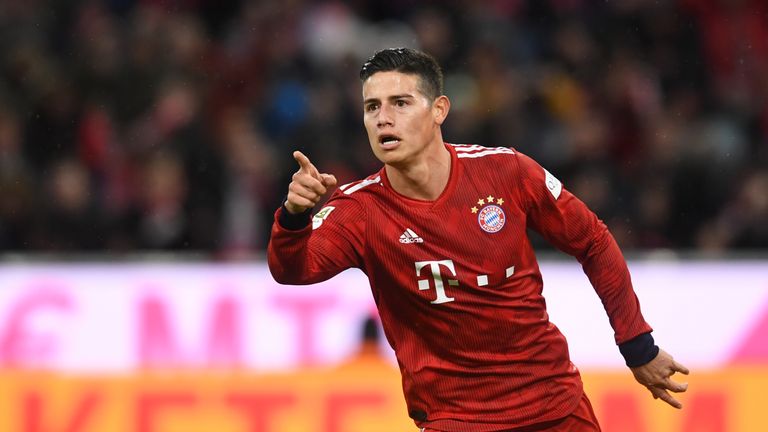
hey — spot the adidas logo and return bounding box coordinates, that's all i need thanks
[399,228,424,244]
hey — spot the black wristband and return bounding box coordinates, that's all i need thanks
[618,332,659,367]
[278,203,312,230]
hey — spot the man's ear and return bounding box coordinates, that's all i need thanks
[433,95,451,125]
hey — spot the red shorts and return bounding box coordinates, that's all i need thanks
[420,392,601,432]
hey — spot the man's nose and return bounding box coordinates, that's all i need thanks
[377,104,394,127]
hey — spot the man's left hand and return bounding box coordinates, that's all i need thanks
[630,348,689,409]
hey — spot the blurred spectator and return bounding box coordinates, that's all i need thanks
[33,157,106,251]
[699,168,768,251]
[0,0,766,256]
[115,149,191,250]
[0,105,35,249]
[218,107,279,255]
[339,313,389,368]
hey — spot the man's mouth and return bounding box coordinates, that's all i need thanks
[379,134,401,147]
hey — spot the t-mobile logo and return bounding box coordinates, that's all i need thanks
[414,260,458,304]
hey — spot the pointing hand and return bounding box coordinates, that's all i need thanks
[285,151,338,214]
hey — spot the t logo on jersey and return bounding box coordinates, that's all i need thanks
[415,260,457,304]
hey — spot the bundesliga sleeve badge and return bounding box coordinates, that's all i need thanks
[470,195,506,233]
[312,206,336,230]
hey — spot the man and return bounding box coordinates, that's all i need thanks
[268,48,688,431]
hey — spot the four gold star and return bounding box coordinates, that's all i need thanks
[470,195,504,213]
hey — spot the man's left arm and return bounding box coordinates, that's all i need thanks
[513,151,690,408]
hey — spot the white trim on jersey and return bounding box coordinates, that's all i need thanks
[343,175,381,195]
[456,148,515,158]
[452,144,488,152]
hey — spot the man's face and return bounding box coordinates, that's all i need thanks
[362,71,440,166]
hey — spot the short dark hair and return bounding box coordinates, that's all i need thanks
[359,47,444,101]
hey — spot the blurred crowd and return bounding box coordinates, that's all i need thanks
[0,0,767,257]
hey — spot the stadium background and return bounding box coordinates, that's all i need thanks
[0,0,767,431]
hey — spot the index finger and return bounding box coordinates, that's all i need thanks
[293,151,314,173]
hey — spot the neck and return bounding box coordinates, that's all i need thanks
[385,142,451,201]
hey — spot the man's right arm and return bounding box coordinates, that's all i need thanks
[267,151,364,285]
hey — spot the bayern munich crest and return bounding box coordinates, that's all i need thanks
[471,195,506,233]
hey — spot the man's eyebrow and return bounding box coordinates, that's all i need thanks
[363,94,416,104]
[388,94,415,100]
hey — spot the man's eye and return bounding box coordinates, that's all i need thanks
[396,100,407,107]
[366,104,378,112]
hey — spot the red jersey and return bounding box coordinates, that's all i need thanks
[268,144,652,431]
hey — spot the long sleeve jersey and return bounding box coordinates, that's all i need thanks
[268,144,652,431]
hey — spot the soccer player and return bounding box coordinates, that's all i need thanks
[268,48,689,431]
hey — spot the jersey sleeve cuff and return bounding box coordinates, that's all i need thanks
[278,204,312,230]
[618,332,659,367]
